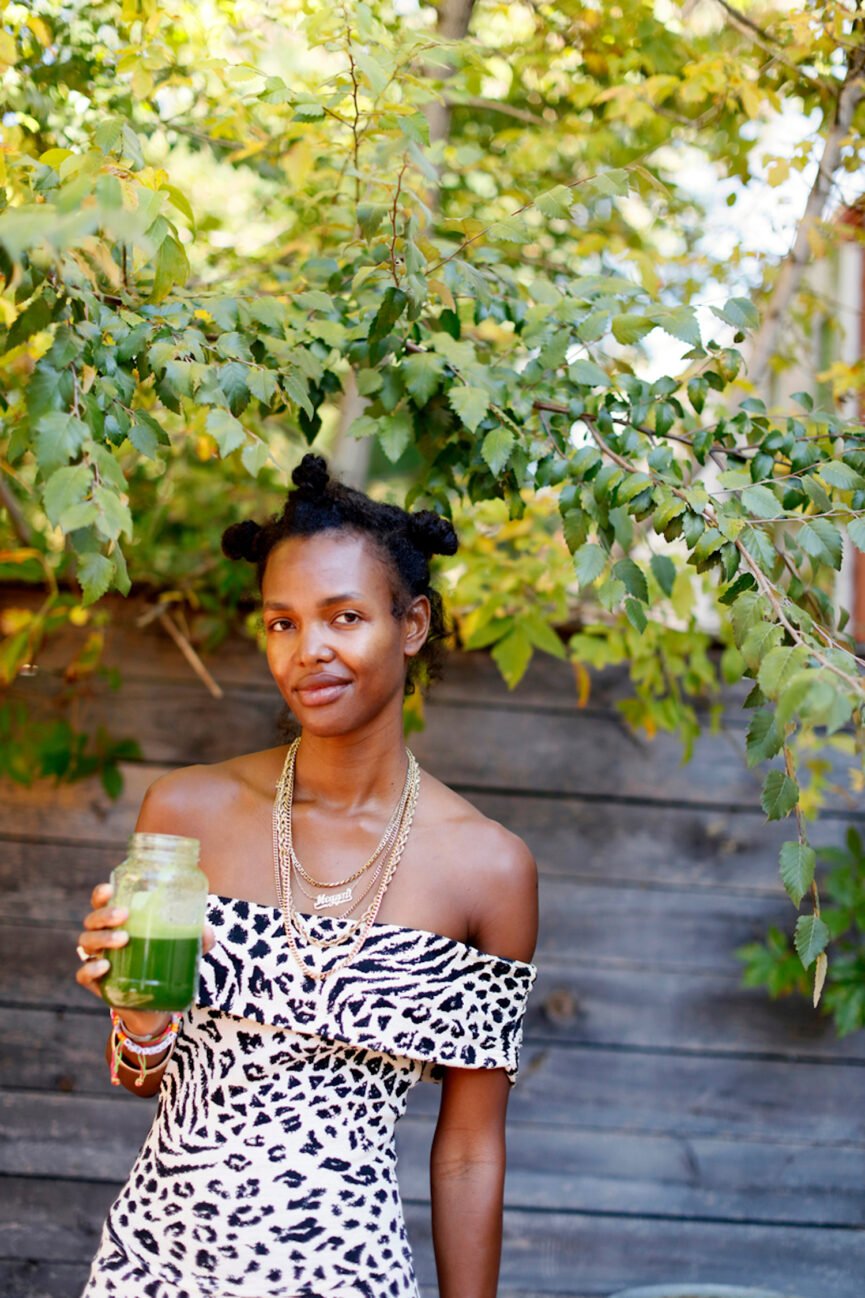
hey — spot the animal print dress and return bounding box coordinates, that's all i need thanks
[82,894,537,1298]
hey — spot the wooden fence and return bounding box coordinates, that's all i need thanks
[1,598,863,1297]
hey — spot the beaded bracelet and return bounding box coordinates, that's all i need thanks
[109,1009,182,1088]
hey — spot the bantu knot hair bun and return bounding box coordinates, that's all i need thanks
[221,519,263,563]
[292,453,330,501]
[406,509,459,558]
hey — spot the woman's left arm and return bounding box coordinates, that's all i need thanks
[430,1067,511,1298]
[430,830,538,1298]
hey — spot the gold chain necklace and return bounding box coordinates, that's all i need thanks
[278,751,420,950]
[272,742,421,978]
[286,739,413,907]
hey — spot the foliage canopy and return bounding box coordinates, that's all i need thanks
[2,0,865,1027]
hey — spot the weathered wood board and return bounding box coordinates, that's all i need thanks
[2,628,862,1298]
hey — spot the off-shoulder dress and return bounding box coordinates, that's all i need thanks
[81,893,538,1298]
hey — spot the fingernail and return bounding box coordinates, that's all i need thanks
[114,930,128,944]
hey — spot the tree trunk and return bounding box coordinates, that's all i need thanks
[748,48,865,391]
[424,0,476,151]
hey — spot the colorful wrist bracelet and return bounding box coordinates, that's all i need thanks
[109,1010,182,1088]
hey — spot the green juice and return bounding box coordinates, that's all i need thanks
[103,924,202,1011]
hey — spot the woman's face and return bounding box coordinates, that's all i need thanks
[261,531,429,738]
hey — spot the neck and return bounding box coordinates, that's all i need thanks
[294,711,409,813]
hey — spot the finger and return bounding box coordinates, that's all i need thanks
[75,958,110,997]
[90,882,114,910]
[76,928,128,955]
[83,905,128,932]
[202,923,216,955]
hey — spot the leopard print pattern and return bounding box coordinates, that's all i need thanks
[82,895,537,1298]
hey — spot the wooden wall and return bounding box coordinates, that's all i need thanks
[2,601,863,1297]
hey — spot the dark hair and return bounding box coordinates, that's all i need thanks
[221,454,458,694]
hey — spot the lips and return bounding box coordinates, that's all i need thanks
[294,674,351,707]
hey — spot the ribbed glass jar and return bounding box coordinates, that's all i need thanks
[101,832,207,1011]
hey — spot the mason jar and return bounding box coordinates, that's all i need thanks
[101,832,208,1011]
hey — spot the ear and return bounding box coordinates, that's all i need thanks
[402,595,431,659]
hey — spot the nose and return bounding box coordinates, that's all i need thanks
[295,620,335,665]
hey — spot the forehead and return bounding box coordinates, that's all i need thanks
[261,531,393,602]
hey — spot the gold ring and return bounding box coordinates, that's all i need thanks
[76,944,92,962]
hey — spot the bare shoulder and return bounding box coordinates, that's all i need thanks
[419,773,538,963]
[136,748,284,839]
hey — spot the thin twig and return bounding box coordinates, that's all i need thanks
[0,474,33,547]
[154,607,224,699]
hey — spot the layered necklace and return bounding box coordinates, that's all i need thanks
[272,738,421,980]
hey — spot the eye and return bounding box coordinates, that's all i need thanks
[268,618,295,632]
[335,610,362,625]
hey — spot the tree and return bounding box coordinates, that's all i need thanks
[2,0,864,1027]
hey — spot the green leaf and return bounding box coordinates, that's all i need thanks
[491,626,533,689]
[821,460,865,491]
[347,413,379,441]
[569,358,610,387]
[402,353,444,405]
[848,515,865,552]
[779,841,816,908]
[714,296,759,330]
[535,185,573,218]
[794,913,830,970]
[521,612,567,659]
[205,408,246,457]
[77,552,114,605]
[92,486,132,541]
[218,360,250,415]
[574,543,607,586]
[613,557,648,603]
[369,287,407,345]
[35,413,88,475]
[93,118,124,154]
[576,309,610,342]
[241,440,269,477]
[247,367,279,405]
[741,621,782,671]
[745,709,783,766]
[561,509,588,554]
[6,293,52,350]
[687,376,707,414]
[355,368,383,397]
[612,313,653,345]
[741,484,782,518]
[799,518,843,570]
[650,553,676,597]
[757,645,809,699]
[378,409,413,463]
[624,596,647,633]
[282,369,313,418]
[43,464,91,527]
[761,769,799,820]
[448,386,489,433]
[293,101,325,121]
[481,426,514,476]
[652,305,701,347]
[151,235,189,304]
[357,203,389,240]
[295,290,333,312]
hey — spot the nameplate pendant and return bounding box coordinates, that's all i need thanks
[314,887,352,910]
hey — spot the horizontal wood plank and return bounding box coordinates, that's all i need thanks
[2,1176,859,1296]
[2,1007,861,1142]
[11,682,857,811]
[9,585,745,718]
[4,799,848,916]
[3,1090,861,1227]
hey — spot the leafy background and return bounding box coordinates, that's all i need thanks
[2,0,865,1029]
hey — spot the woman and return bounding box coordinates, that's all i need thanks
[75,453,539,1298]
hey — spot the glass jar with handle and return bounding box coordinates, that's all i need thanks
[101,832,207,1011]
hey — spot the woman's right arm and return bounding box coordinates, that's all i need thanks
[75,776,214,1098]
